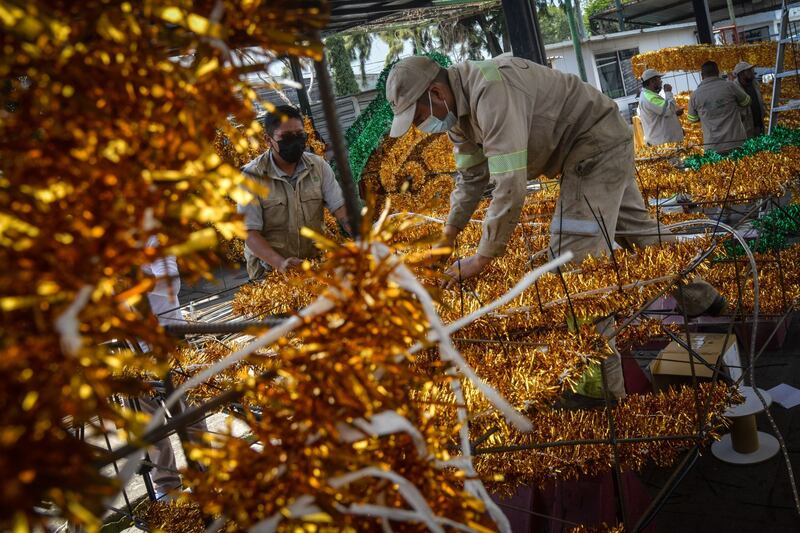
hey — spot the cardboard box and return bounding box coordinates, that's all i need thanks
[649,333,741,393]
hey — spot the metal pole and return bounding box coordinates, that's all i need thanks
[692,0,714,44]
[564,0,588,82]
[289,55,314,120]
[313,35,363,233]
[500,0,548,65]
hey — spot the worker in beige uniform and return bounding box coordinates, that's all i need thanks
[638,69,684,145]
[732,61,766,139]
[238,105,350,280]
[688,61,751,153]
[387,55,725,400]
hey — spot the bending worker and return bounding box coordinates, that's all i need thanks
[732,61,766,139]
[688,61,751,153]
[386,55,725,399]
[238,105,350,280]
[638,69,684,145]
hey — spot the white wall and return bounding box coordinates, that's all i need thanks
[546,24,700,119]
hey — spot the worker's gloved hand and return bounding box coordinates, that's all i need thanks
[663,83,672,92]
[278,256,303,273]
[676,108,684,116]
[442,253,492,289]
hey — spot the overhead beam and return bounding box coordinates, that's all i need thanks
[623,0,688,22]
[500,0,547,65]
[692,0,713,44]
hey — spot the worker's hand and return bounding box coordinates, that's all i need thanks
[278,257,303,272]
[676,108,684,116]
[442,254,492,289]
[663,83,673,92]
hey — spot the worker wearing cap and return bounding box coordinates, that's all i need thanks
[687,61,751,153]
[732,61,766,139]
[386,55,725,400]
[638,69,684,145]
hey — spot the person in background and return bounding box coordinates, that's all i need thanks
[238,105,350,280]
[687,61,751,153]
[137,237,207,500]
[637,69,684,145]
[732,61,766,139]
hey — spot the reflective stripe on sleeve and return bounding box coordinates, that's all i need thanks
[687,114,700,122]
[643,90,666,106]
[454,151,487,170]
[472,60,502,82]
[488,150,527,175]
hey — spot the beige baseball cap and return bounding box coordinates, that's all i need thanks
[386,56,442,137]
[733,61,754,76]
[641,68,663,83]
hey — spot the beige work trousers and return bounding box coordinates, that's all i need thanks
[550,141,660,259]
[550,141,716,399]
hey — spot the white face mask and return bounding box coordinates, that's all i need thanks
[418,90,457,134]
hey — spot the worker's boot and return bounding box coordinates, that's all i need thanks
[673,278,727,318]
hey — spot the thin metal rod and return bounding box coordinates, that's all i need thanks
[313,37,362,233]
[164,318,286,336]
[473,434,699,455]
[95,372,276,468]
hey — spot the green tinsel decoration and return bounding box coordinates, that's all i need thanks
[722,204,800,257]
[684,126,800,171]
[342,51,451,183]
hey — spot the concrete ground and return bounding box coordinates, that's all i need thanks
[641,315,800,533]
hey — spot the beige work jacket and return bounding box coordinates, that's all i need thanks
[445,56,631,257]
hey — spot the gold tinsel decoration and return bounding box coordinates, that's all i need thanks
[182,218,502,531]
[0,1,327,528]
[471,383,734,496]
[631,42,788,78]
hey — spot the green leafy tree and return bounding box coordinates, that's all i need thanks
[344,32,373,86]
[378,27,434,66]
[583,0,626,35]
[538,5,571,44]
[326,34,359,96]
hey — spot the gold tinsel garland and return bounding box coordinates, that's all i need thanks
[706,243,800,315]
[636,144,800,201]
[471,383,734,496]
[182,222,501,531]
[0,2,327,528]
[631,42,787,78]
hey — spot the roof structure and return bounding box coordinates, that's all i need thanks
[590,0,784,28]
[325,0,499,34]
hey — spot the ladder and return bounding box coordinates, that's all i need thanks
[769,1,800,132]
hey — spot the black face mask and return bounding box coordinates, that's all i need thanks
[275,134,307,163]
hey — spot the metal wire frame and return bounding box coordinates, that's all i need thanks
[124,204,791,529]
[451,183,800,528]
[127,209,795,529]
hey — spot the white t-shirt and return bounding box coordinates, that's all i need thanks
[138,237,183,352]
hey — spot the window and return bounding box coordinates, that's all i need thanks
[738,25,771,43]
[595,47,640,100]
